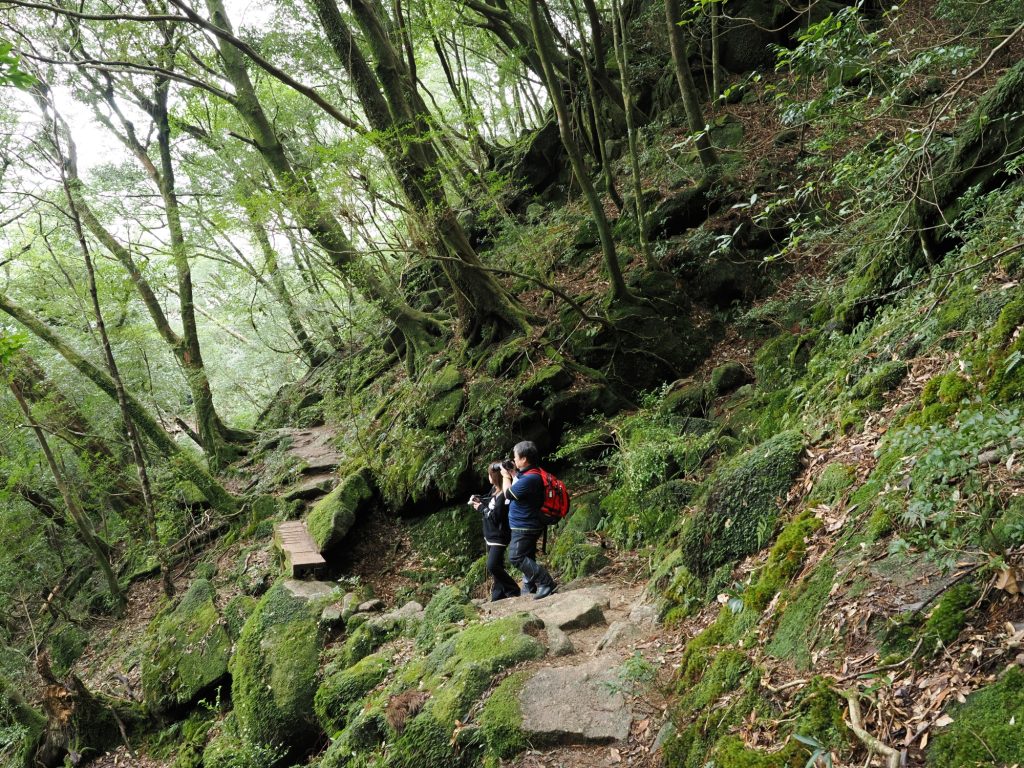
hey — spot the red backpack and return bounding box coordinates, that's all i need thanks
[525,467,570,525]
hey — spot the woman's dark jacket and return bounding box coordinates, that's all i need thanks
[480,489,512,546]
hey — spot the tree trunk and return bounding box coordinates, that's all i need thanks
[665,0,718,172]
[0,292,237,514]
[527,0,635,304]
[612,0,654,266]
[204,0,444,362]
[7,380,126,614]
[313,0,531,340]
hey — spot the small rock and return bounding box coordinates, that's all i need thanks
[382,601,424,622]
[546,626,574,657]
[471,598,486,606]
[321,605,344,625]
[358,599,385,613]
[628,603,658,626]
[340,592,360,619]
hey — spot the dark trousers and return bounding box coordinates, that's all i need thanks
[509,528,555,591]
[487,545,521,601]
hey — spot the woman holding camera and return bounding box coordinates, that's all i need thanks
[470,462,521,601]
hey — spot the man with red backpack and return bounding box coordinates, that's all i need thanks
[500,440,563,600]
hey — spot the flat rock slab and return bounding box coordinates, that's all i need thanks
[282,475,333,502]
[531,588,609,631]
[282,579,337,601]
[518,657,631,744]
[480,586,610,632]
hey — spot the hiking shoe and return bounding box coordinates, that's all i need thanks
[522,581,536,594]
[533,584,557,600]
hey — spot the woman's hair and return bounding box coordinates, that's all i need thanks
[488,462,503,487]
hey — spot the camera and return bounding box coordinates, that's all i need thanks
[468,494,481,506]
[501,459,516,472]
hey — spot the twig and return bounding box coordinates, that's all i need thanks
[839,688,902,768]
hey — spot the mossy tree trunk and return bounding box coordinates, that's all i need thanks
[204,0,445,363]
[0,291,237,514]
[665,0,718,173]
[310,0,531,343]
[6,380,126,615]
[527,0,636,305]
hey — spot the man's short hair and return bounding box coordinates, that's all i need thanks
[513,440,539,464]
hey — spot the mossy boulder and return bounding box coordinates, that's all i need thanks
[519,364,573,406]
[415,586,478,650]
[710,361,751,396]
[679,431,805,576]
[548,528,608,582]
[850,360,909,401]
[140,578,231,714]
[766,561,837,670]
[315,652,392,734]
[753,334,813,392]
[480,671,531,759]
[426,364,464,396]
[663,382,713,417]
[230,580,338,756]
[307,469,374,552]
[927,666,1024,767]
[425,388,466,429]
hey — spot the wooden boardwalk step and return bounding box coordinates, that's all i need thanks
[273,521,326,578]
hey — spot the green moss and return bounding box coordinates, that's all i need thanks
[679,431,805,576]
[927,666,1024,767]
[548,528,608,582]
[744,511,822,612]
[48,623,88,678]
[807,463,856,506]
[140,578,231,713]
[711,362,750,395]
[766,562,836,670]
[425,388,466,429]
[923,582,977,652]
[682,649,749,712]
[990,294,1024,347]
[223,595,257,640]
[790,677,849,751]
[708,736,790,768]
[754,333,812,392]
[408,509,484,580]
[230,581,333,755]
[519,364,572,405]
[315,652,392,734]
[850,360,908,400]
[415,586,477,650]
[307,469,374,552]
[427,364,463,396]
[563,492,603,533]
[338,619,400,668]
[201,714,283,768]
[480,671,529,759]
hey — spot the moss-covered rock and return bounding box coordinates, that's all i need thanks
[679,431,805,576]
[850,360,909,401]
[766,561,836,670]
[201,713,283,768]
[519,364,573,406]
[426,364,464,396]
[754,334,813,392]
[425,388,466,429]
[480,671,530,759]
[710,361,751,396]
[922,582,977,653]
[140,578,232,714]
[927,666,1024,767]
[743,511,822,612]
[230,580,337,756]
[315,652,392,735]
[662,382,713,417]
[548,528,608,582]
[307,469,374,552]
[415,586,478,650]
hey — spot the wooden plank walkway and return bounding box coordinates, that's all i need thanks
[273,521,326,578]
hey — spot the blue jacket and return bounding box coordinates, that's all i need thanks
[505,468,544,529]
